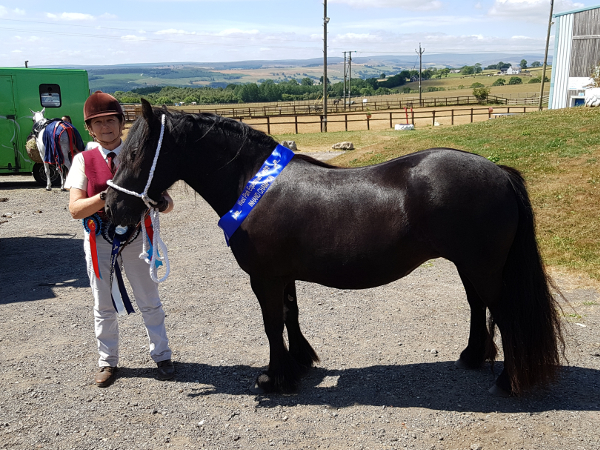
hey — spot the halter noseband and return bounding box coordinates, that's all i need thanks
[107,114,170,283]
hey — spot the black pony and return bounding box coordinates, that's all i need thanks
[106,99,565,396]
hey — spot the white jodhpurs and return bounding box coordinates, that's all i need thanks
[83,228,172,367]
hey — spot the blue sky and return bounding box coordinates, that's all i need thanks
[0,0,592,67]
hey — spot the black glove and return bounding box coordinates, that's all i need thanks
[155,196,169,212]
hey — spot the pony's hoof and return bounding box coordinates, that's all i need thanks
[255,372,276,393]
[489,383,511,398]
[45,188,52,191]
[61,188,67,192]
[455,357,482,370]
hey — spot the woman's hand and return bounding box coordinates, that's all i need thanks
[69,188,105,219]
[156,191,174,214]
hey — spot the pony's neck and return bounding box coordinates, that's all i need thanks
[178,117,276,217]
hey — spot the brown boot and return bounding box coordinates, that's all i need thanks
[94,366,117,387]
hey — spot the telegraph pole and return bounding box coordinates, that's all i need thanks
[343,51,347,110]
[539,0,554,110]
[323,0,329,132]
[416,43,425,106]
[348,51,353,109]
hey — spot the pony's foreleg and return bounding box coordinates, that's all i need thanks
[43,162,52,191]
[283,281,319,370]
[455,270,497,370]
[251,276,303,393]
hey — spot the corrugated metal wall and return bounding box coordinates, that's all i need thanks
[549,13,574,109]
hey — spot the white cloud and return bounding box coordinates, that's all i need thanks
[46,12,95,21]
[329,0,443,11]
[1,5,25,16]
[121,35,147,41]
[155,28,197,35]
[99,13,118,20]
[488,0,585,21]
[11,49,22,53]
[217,28,259,36]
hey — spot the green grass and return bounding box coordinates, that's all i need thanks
[275,107,600,281]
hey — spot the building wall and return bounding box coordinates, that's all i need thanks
[570,7,600,77]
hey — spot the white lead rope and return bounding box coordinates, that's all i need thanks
[107,114,170,283]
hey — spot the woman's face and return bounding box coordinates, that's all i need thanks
[89,115,123,148]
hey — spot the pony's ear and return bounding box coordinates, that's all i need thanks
[30,109,34,114]
[41,107,45,114]
[141,98,154,122]
[162,104,168,112]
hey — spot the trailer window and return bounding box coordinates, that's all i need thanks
[39,84,62,108]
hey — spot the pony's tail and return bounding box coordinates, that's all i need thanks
[492,165,566,395]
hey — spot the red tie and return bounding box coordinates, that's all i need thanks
[106,152,116,176]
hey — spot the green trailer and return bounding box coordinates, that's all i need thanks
[0,67,90,185]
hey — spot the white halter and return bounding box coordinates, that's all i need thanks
[107,114,170,283]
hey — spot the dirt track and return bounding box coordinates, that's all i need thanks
[1,173,599,450]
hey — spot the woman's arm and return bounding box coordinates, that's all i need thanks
[69,188,105,219]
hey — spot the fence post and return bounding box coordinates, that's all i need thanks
[508,106,511,114]
[389,112,393,129]
[267,116,271,135]
[320,115,323,133]
[411,109,415,125]
[367,115,370,130]
[523,106,526,114]
[470,108,474,123]
[295,115,298,134]
[345,114,348,131]
[451,109,454,125]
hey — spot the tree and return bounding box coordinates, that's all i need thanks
[472,86,491,102]
[440,68,450,77]
[460,65,475,75]
[520,59,528,69]
[471,82,485,88]
[492,78,506,86]
[380,73,386,79]
[531,61,542,68]
[301,77,313,86]
[474,63,483,74]
[508,77,522,85]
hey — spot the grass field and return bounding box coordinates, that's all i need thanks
[274,106,600,283]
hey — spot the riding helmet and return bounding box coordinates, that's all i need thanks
[84,91,124,122]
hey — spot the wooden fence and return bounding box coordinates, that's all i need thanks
[122,94,548,123]
[227,106,538,135]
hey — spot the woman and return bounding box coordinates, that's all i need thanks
[65,91,175,387]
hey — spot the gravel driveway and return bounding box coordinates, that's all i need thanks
[1,175,599,450]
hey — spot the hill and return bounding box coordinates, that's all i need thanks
[41,53,549,93]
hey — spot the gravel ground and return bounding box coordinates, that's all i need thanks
[1,173,599,450]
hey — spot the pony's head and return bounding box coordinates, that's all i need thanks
[105,99,181,226]
[31,108,45,124]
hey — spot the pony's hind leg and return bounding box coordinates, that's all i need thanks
[251,276,304,393]
[283,281,319,370]
[455,270,497,370]
[43,163,52,190]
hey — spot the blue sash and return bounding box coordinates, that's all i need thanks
[218,144,294,245]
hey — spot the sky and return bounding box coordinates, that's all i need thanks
[0,0,594,67]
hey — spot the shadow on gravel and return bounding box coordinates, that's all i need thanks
[117,361,600,414]
[0,179,40,190]
[0,235,88,304]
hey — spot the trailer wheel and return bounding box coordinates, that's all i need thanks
[32,163,67,187]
